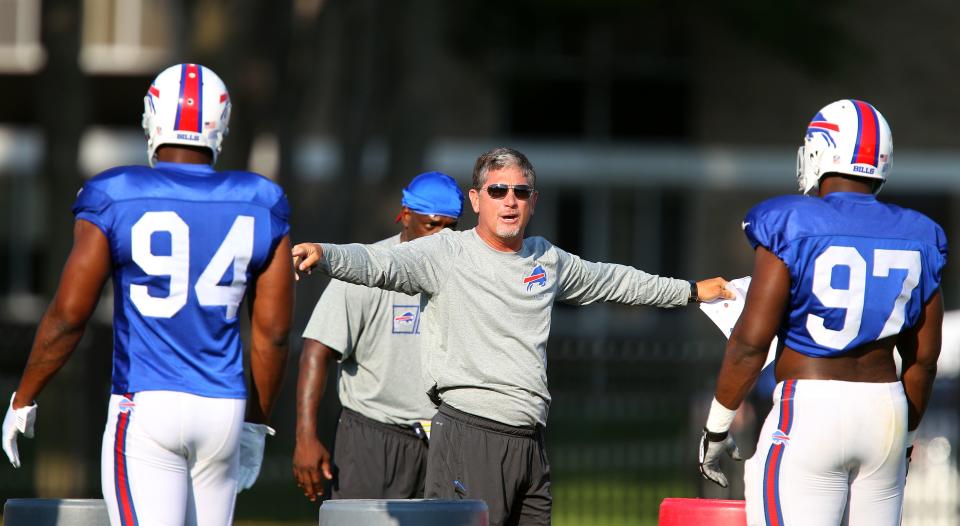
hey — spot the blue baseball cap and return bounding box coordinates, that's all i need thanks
[399,171,464,219]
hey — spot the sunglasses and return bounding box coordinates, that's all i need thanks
[480,184,536,200]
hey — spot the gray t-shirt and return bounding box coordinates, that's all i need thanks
[320,228,691,427]
[303,235,436,426]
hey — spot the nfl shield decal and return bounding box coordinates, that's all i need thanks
[392,305,421,334]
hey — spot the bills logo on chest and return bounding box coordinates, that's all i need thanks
[523,265,548,291]
[392,305,421,334]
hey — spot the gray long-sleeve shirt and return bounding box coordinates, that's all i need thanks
[320,228,691,427]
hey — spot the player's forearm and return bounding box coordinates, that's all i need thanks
[899,290,943,431]
[14,307,87,407]
[902,362,937,431]
[247,331,289,424]
[714,341,768,410]
[295,342,331,440]
[247,235,293,424]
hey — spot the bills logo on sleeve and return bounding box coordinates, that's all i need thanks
[524,265,548,291]
[392,305,421,334]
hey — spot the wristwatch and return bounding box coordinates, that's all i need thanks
[688,280,700,304]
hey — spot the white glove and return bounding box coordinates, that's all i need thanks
[2,392,38,468]
[236,422,275,493]
[698,428,743,488]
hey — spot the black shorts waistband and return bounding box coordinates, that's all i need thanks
[341,407,424,440]
[438,403,539,438]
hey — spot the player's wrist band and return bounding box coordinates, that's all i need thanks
[705,397,737,433]
[703,429,729,442]
[688,280,700,304]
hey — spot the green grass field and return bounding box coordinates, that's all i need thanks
[553,477,695,526]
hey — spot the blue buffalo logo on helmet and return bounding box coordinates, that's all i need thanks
[523,265,548,291]
[806,113,838,147]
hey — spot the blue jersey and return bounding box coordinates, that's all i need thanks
[744,192,946,358]
[72,162,290,398]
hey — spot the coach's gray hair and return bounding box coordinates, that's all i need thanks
[472,147,536,189]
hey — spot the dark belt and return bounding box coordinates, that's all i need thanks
[341,407,429,441]
[437,403,539,438]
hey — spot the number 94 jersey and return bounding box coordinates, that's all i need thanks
[72,162,290,398]
[744,192,947,358]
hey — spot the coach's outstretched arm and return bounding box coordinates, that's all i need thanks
[291,237,448,297]
[292,241,433,291]
[700,246,788,487]
[292,242,323,279]
[552,246,733,307]
[237,235,294,492]
[897,288,943,458]
[2,220,112,468]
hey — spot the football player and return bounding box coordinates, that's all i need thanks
[699,100,945,525]
[292,171,462,502]
[2,63,292,526]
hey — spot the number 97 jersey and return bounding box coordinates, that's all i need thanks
[744,192,947,357]
[72,162,290,398]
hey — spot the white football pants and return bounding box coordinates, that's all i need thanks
[101,391,245,526]
[745,379,907,526]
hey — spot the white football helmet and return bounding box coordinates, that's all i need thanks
[796,99,892,195]
[142,63,231,166]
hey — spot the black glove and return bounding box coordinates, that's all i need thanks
[905,444,914,478]
[698,428,743,488]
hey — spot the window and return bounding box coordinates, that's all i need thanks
[0,0,45,73]
[80,0,174,74]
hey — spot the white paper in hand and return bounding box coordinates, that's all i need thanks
[699,276,778,369]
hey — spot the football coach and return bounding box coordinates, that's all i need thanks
[292,147,733,526]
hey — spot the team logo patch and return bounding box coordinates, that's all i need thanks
[771,430,790,445]
[392,305,420,334]
[118,399,136,414]
[523,265,548,291]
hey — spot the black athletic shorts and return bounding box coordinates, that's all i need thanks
[425,403,551,526]
[331,407,429,499]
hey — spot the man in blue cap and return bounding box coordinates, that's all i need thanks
[292,171,463,501]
